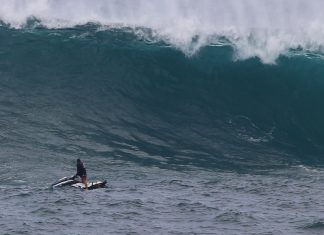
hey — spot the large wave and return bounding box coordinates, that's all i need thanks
[1,0,324,63]
[0,25,324,170]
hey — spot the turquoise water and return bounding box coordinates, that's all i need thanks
[1,1,324,234]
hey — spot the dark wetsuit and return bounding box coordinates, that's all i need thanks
[76,162,87,178]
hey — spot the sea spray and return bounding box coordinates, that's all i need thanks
[1,0,324,63]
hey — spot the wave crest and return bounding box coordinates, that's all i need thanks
[1,0,324,63]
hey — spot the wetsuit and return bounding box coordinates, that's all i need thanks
[75,162,87,182]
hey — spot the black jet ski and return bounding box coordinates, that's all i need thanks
[52,176,107,190]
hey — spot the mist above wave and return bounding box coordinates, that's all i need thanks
[1,0,324,63]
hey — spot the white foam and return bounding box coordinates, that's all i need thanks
[1,0,324,63]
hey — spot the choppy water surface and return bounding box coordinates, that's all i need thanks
[1,162,324,235]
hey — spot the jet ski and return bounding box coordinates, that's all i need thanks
[52,176,107,190]
[71,181,107,190]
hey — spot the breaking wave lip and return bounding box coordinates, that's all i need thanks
[1,0,324,63]
[2,20,324,65]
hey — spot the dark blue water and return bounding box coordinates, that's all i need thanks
[1,24,324,234]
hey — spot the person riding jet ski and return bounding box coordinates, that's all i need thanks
[73,158,88,190]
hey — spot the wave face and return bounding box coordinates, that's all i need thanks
[1,2,324,170]
[1,0,324,63]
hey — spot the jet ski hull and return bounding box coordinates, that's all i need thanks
[71,180,107,190]
[52,177,107,190]
[52,176,79,188]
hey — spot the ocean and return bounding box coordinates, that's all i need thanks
[1,1,324,234]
